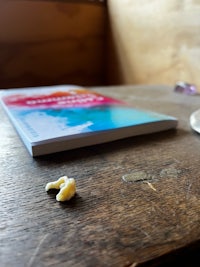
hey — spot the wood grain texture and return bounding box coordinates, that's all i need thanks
[1,85,200,267]
[0,1,106,88]
[107,0,200,90]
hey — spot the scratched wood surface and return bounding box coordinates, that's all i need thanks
[1,85,200,267]
[0,0,106,89]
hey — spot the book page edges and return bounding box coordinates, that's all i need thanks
[31,119,178,156]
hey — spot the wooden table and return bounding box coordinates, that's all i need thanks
[1,85,200,267]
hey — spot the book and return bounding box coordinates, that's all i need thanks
[0,85,178,156]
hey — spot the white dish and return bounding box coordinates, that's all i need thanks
[190,109,200,133]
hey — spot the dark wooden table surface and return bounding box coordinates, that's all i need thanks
[1,85,200,267]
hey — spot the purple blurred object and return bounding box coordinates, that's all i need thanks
[174,81,198,95]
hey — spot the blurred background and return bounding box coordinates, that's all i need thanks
[0,0,200,90]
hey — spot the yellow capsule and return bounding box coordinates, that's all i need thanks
[45,176,76,202]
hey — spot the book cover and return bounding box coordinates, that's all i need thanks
[0,85,178,156]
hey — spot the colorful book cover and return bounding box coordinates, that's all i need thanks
[0,85,178,156]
